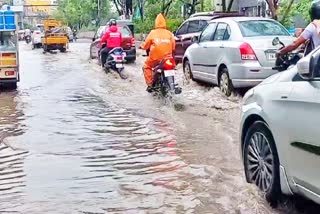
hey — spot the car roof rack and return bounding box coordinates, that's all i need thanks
[190,11,243,18]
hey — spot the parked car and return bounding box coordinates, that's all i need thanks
[183,17,295,96]
[90,24,136,63]
[174,11,241,64]
[240,47,320,205]
[31,30,43,49]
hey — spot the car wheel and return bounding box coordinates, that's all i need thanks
[219,68,233,97]
[243,121,281,206]
[90,46,95,59]
[3,82,17,90]
[183,59,193,84]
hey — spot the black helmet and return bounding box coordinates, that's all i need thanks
[310,0,320,20]
[109,19,117,26]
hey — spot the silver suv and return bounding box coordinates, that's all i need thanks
[183,17,295,96]
[240,47,320,205]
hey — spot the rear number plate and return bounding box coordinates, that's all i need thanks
[266,52,277,60]
[164,70,175,77]
[116,63,123,68]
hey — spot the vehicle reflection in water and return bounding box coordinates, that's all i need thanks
[0,92,28,213]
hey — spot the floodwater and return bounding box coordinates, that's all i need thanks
[0,40,318,213]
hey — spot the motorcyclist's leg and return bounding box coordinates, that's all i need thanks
[105,48,111,62]
[143,58,158,91]
[101,47,109,66]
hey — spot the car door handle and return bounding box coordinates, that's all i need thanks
[281,95,288,99]
[219,45,225,48]
[202,45,208,48]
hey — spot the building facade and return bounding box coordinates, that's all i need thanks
[238,0,269,17]
[24,0,57,26]
[214,0,239,12]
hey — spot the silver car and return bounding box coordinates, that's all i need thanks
[240,47,320,205]
[183,17,295,96]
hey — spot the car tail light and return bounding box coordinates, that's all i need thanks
[131,37,135,47]
[163,58,176,70]
[239,42,257,60]
[36,32,40,34]
[5,71,15,76]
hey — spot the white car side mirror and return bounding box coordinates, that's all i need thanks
[297,46,320,79]
[297,55,310,76]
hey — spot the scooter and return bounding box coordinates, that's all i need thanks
[101,46,127,79]
[272,37,302,71]
[143,49,182,97]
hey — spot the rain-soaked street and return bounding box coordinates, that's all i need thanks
[0,40,319,213]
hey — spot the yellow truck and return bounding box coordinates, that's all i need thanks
[0,30,19,89]
[42,19,68,53]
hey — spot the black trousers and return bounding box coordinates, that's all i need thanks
[100,47,111,65]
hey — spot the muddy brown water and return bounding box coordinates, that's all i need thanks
[0,41,318,213]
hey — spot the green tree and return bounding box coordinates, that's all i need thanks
[54,0,111,29]
[278,0,311,28]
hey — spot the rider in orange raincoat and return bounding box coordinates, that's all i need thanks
[141,14,176,92]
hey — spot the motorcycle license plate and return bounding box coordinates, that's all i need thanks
[266,52,277,60]
[164,70,175,77]
[116,63,123,68]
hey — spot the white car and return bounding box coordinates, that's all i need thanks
[32,30,43,49]
[182,17,294,96]
[240,47,320,205]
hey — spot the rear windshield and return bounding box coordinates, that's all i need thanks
[120,27,132,37]
[100,26,132,38]
[238,20,289,37]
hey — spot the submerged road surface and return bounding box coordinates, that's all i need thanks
[0,40,318,213]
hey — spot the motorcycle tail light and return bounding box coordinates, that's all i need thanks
[5,71,15,76]
[163,58,175,70]
[116,56,123,60]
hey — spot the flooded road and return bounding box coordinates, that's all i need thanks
[0,41,318,213]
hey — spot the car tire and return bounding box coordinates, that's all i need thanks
[126,59,136,64]
[243,121,281,206]
[90,46,95,59]
[183,59,193,84]
[3,82,17,90]
[219,68,233,97]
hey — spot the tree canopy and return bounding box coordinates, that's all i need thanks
[54,0,113,29]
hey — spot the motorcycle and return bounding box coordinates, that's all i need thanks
[272,37,302,71]
[25,35,31,44]
[143,49,182,97]
[100,46,127,79]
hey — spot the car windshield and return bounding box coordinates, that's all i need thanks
[238,20,289,37]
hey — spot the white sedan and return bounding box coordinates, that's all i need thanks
[240,47,320,205]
